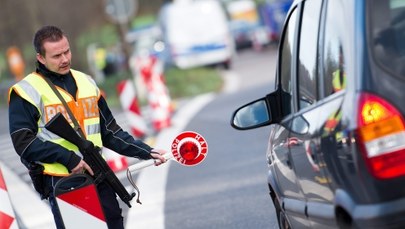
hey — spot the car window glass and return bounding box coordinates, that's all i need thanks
[298,0,322,110]
[323,0,346,97]
[280,8,297,116]
[371,0,405,77]
[232,99,270,128]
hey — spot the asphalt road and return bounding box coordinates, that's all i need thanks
[163,47,278,229]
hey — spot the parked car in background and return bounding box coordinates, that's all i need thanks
[258,0,293,42]
[159,0,234,69]
[231,0,405,228]
[126,24,168,66]
[226,0,271,50]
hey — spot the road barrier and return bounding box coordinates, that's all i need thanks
[0,166,19,229]
[138,55,172,132]
[117,79,148,139]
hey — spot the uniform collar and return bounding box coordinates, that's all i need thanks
[36,61,72,82]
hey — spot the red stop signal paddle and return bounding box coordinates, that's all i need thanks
[128,131,208,172]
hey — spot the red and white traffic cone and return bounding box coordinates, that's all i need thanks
[117,80,148,139]
[0,166,19,229]
[140,55,172,132]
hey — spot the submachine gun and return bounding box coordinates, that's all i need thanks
[45,113,136,208]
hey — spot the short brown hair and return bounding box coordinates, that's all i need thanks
[33,25,66,56]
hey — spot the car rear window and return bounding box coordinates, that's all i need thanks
[371,0,405,77]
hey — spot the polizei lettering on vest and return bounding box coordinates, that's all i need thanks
[81,97,99,119]
[45,104,72,123]
[44,96,99,123]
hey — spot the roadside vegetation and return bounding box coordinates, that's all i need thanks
[99,66,223,109]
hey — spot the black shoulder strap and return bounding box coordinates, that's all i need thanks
[42,76,86,139]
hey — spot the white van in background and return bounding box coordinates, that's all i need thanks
[159,0,235,69]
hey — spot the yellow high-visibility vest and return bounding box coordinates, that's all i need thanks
[9,69,102,176]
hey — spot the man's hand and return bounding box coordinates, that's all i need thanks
[150,149,168,166]
[71,159,94,175]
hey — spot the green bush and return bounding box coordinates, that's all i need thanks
[164,66,223,98]
[99,66,223,109]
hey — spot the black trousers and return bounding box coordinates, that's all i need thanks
[45,175,124,229]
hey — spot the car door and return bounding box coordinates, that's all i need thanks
[308,0,356,227]
[288,0,337,228]
[268,4,311,228]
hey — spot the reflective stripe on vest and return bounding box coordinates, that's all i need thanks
[10,69,102,176]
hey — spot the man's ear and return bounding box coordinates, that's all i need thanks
[36,53,45,65]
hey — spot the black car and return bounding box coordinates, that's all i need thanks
[231,0,405,228]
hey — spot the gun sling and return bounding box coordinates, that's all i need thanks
[43,76,86,138]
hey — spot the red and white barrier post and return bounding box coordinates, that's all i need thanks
[139,55,172,132]
[116,80,148,139]
[0,166,19,229]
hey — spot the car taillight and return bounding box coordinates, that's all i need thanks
[357,93,405,179]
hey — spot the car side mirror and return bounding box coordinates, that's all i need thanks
[231,97,272,130]
[231,87,288,130]
[291,115,310,135]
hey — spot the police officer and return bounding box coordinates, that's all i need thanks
[8,25,167,229]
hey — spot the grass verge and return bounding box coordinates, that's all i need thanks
[99,66,223,109]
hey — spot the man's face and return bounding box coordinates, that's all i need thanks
[36,36,71,75]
